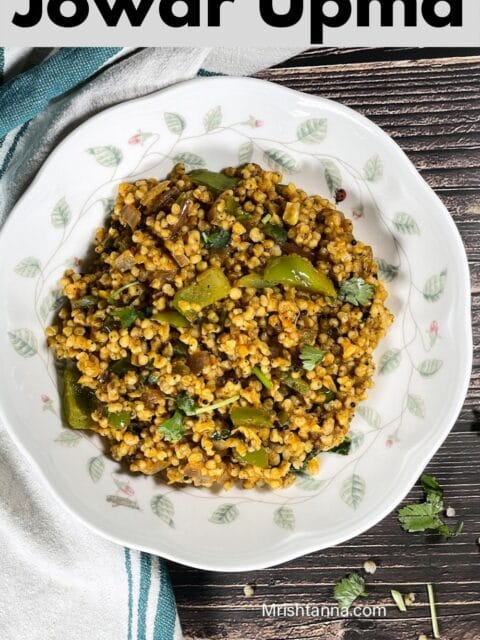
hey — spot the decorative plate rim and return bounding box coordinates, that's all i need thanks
[0,77,472,572]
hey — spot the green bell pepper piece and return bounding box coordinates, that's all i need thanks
[173,267,231,321]
[63,367,96,430]
[107,410,132,430]
[152,310,190,328]
[280,371,310,395]
[238,448,269,468]
[236,274,272,288]
[264,255,337,297]
[230,406,272,429]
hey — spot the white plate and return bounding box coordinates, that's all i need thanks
[0,78,472,571]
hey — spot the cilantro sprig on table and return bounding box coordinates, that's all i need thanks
[397,474,463,538]
[339,277,375,306]
[333,572,367,609]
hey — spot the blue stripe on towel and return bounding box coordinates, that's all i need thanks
[137,552,152,640]
[0,47,122,138]
[153,559,177,640]
[124,548,133,640]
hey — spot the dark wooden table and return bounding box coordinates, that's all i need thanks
[169,48,480,640]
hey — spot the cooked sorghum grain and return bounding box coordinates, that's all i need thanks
[46,163,393,489]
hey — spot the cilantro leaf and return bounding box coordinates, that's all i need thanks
[339,277,375,306]
[333,572,368,609]
[158,410,185,442]
[201,228,231,249]
[329,437,351,456]
[398,496,444,533]
[397,475,463,538]
[175,393,196,416]
[111,307,145,329]
[299,345,326,371]
[263,223,287,244]
[421,474,443,499]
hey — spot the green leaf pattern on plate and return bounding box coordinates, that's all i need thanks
[40,289,64,322]
[357,405,381,429]
[297,118,327,144]
[55,430,82,446]
[418,359,443,377]
[321,159,342,196]
[340,474,366,509]
[238,140,254,164]
[87,146,123,168]
[393,212,420,235]
[204,106,222,132]
[151,494,175,527]
[423,270,447,302]
[209,504,239,524]
[164,112,186,135]
[101,197,115,214]
[377,258,399,282]
[15,257,41,278]
[349,431,365,452]
[106,495,140,509]
[294,474,326,492]
[379,349,402,374]
[363,154,383,181]
[407,394,425,418]
[264,149,298,173]
[174,152,206,169]
[8,329,38,358]
[88,456,105,483]
[51,197,71,228]
[273,506,295,530]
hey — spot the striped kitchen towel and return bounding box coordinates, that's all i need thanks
[0,46,301,640]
